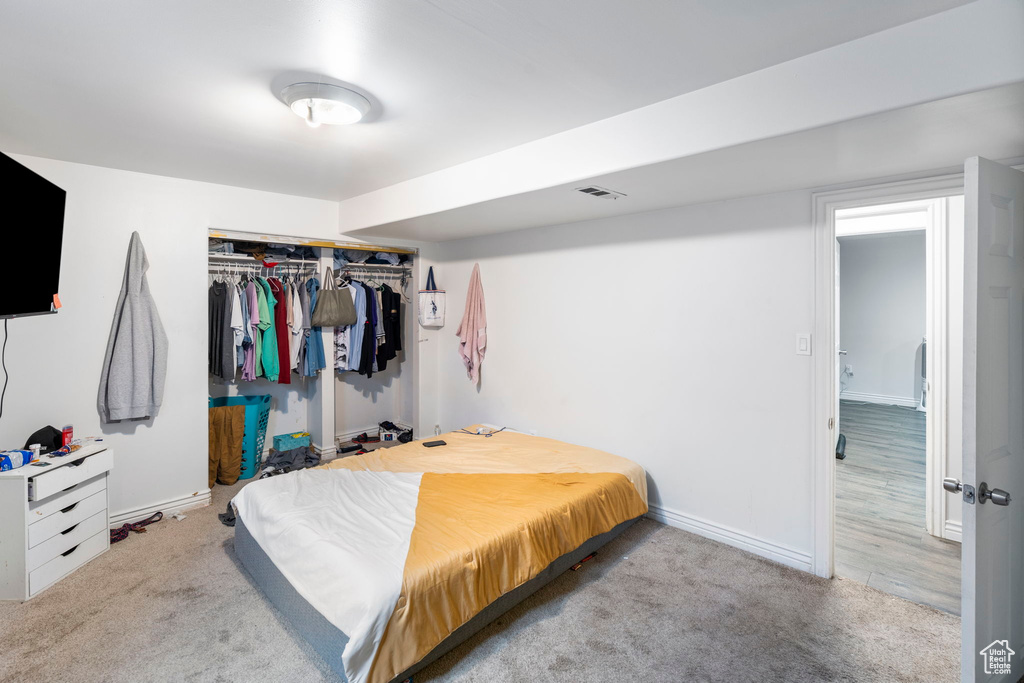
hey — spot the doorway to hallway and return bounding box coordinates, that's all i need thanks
[832,198,963,614]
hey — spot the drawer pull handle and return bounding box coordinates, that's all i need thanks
[62,484,78,493]
[70,457,87,467]
[61,544,80,557]
[61,523,79,536]
[60,502,79,514]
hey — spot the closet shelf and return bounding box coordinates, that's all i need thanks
[208,253,319,265]
[336,263,412,271]
[207,254,412,271]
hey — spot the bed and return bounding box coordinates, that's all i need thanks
[232,426,648,683]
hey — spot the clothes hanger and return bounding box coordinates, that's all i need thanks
[366,271,383,289]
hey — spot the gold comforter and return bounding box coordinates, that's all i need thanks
[321,427,648,683]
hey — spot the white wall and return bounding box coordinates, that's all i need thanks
[431,191,817,568]
[336,356,411,437]
[0,155,338,521]
[412,244,443,440]
[838,231,926,404]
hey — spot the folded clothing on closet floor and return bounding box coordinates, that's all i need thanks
[258,445,321,479]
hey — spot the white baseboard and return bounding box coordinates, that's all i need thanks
[334,423,412,444]
[840,391,918,408]
[646,504,813,573]
[313,443,338,461]
[330,423,413,460]
[109,489,212,528]
[335,425,380,444]
[943,519,963,543]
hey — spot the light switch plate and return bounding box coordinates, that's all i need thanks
[796,333,812,356]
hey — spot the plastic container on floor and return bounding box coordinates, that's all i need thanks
[273,432,310,451]
[209,395,272,480]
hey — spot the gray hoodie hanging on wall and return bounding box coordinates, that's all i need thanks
[98,231,169,422]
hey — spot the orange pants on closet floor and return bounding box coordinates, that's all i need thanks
[208,405,245,487]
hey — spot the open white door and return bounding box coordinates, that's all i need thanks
[960,157,1024,682]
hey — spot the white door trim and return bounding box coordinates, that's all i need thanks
[812,172,964,578]
[925,197,949,541]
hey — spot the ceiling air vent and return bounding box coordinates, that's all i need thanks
[575,185,626,200]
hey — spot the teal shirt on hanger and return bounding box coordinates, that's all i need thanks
[258,278,279,381]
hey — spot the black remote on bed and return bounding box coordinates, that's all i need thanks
[423,440,447,448]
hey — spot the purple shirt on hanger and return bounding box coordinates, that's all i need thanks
[242,282,260,381]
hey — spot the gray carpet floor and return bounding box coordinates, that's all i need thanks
[0,481,960,683]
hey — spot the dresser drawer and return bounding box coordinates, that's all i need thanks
[28,450,113,501]
[27,510,107,572]
[29,473,106,522]
[28,489,107,549]
[29,530,108,597]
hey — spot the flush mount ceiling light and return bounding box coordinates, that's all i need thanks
[280,82,371,128]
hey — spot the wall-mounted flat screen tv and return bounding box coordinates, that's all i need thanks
[1,152,66,318]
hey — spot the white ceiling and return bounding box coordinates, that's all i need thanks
[0,0,972,201]
[350,83,1024,241]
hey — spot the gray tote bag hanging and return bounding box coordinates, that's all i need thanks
[310,267,357,327]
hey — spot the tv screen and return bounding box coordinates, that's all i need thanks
[1,152,66,318]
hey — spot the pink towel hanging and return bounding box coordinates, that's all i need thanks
[456,263,487,382]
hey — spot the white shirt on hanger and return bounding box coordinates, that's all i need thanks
[230,284,244,348]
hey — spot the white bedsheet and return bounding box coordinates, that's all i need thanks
[233,468,422,683]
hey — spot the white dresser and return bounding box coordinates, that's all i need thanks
[0,444,114,601]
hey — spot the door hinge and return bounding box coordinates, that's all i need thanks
[828,417,834,430]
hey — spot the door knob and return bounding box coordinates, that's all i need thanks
[943,478,976,504]
[979,482,1011,506]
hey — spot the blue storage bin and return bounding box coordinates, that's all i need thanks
[209,394,272,480]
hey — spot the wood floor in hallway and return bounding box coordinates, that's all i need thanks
[835,400,961,615]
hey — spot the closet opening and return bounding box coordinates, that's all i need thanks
[207,231,417,486]
[831,196,963,614]
[332,250,417,455]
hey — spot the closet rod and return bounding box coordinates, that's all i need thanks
[207,267,315,273]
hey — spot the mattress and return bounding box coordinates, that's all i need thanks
[235,513,639,683]
[232,426,648,683]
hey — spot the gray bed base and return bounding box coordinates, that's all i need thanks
[234,515,639,683]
